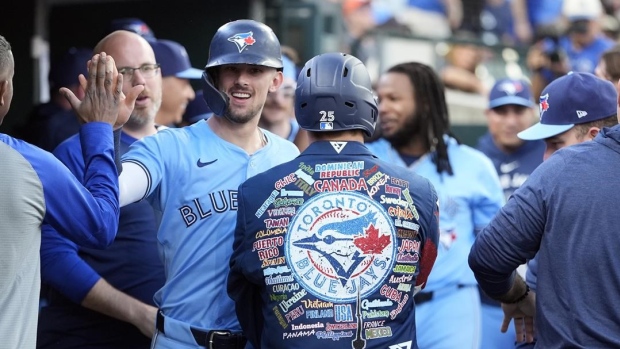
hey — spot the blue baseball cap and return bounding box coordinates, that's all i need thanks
[183,90,213,124]
[150,39,203,79]
[488,78,534,109]
[49,47,93,89]
[110,18,156,41]
[518,72,618,141]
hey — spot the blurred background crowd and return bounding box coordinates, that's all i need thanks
[3,0,620,146]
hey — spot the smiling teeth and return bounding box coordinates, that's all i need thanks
[232,93,250,98]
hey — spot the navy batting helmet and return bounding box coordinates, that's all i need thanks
[202,19,283,117]
[295,52,377,137]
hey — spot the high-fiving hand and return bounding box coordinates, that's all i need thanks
[60,52,144,129]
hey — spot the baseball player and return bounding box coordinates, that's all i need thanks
[469,72,620,347]
[366,62,504,348]
[475,78,544,348]
[228,52,439,349]
[87,20,299,349]
[0,36,138,349]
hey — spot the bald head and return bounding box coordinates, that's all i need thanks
[94,30,156,65]
[0,35,13,125]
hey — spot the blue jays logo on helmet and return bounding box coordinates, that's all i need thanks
[227,32,256,53]
[497,80,523,96]
[539,93,550,120]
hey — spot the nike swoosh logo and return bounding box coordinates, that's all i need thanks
[500,161,519,173]
[197,159,218,168]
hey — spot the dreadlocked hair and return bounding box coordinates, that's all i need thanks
[387,62,458,175]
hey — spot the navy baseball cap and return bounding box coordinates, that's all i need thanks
[488,78,534,109]
[49,47,93,89]
[183,90,213,124]
[109,18,156,41]
[518,72,617,140]
[150,39,203,79]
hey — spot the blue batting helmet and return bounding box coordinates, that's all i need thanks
[295,52,377,137]
[202,19,283,117]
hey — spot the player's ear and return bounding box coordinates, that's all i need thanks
[0,80,7,106]
[588,126,601,140]
[269,70,283,93]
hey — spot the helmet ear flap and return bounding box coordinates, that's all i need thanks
[201,69,228,117]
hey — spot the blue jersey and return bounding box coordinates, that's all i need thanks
[121,121,299,330]
[559,35,615,74]
[366,137,504,290]
[38,131,164,348]
[229,141,439,349]
[0,123,119,349]
[470,125,620,348]
[476,132,545,201]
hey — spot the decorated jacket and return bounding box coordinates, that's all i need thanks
[228,140,439,349]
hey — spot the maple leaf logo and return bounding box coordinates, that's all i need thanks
[354,224,391,254]
[244,36,256,45]
[227,32,256,53]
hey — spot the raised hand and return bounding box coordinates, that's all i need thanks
[61,52,143,129]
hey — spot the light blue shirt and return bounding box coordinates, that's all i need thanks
[366,137,504,291]
[122,121,299,330]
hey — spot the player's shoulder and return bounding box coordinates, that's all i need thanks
[242,156,298,189]
[1,133,55,161]
[365,138,391,155]
[52,133,81,158]
[377,157,435,193]
[0,133,66,178]
[139,122,204,148]
[449,140,497,172]
[262,128,301,155]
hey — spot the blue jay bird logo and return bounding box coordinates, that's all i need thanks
[498,80,523,96]
[286,191,396,303]
[292,211,379,286]
[227,32,256,53]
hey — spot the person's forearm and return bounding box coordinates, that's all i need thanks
[81,278,156,337]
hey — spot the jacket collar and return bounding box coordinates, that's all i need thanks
[299,141,377,158]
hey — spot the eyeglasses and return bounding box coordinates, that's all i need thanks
[118,63,161,79]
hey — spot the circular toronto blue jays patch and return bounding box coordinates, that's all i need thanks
[285,191,396,303]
